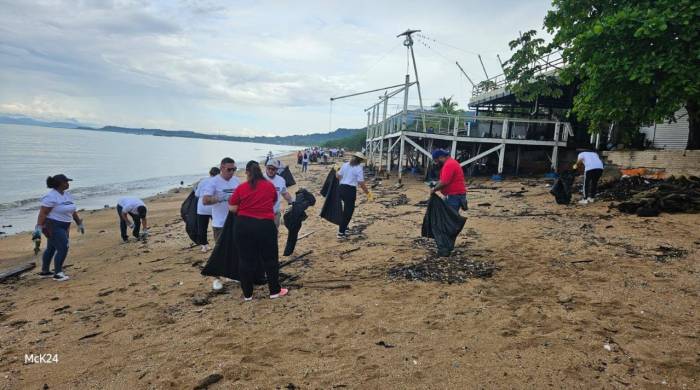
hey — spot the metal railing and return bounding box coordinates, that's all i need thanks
[471,51,565,97]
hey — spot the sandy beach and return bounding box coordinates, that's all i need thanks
[1,154,698,389]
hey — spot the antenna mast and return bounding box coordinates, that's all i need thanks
[397,29,426,131]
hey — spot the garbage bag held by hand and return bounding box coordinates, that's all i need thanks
[283,188,316,256]
[180,190,199,243]
[201,212,241,280]
[421,194,466,257]
[550,170,577,205]
[280,166,296,187]
[320,168,343,225]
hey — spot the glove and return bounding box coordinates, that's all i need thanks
[572,164,578,170]
[333,163,340,172]
[140,228,150,238]
[128,222,135,229]
[366,191,375,202]
[32,225,42,240]
[78,223,85,235]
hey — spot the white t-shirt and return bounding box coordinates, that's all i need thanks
[195,177,214,216]
[41,189,76,223]
[302,154,309,163]
[118,197,146,215]
[266,174,288,213]
[338,162,364,187]
[577,152,604,171]
[200,175,240,228]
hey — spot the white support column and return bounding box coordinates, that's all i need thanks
[379,98,388,172]
[451,114,459,158]
[498,119,508,175]
[402,74,410,130]
[398,134,405,183]
[552,123,561,171]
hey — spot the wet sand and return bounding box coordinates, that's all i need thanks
[1,155,698,389]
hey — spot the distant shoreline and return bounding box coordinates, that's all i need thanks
[0,117,363,147]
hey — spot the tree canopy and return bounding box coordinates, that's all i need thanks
[432,97,460,115]
[504,0,700,149]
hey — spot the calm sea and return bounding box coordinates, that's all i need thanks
[0,124,299,235]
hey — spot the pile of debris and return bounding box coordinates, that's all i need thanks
[388,255,496,283]
[601,176,700,216]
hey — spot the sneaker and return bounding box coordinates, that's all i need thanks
[212,279,223,291]
[577,198,589,205]
[587,197,595,203]
[53,272,70,281]
[243,296,253,302]
[38,271,53,278]
[270,288,289,299]
[337,232,346,239]
[201,245,209,253]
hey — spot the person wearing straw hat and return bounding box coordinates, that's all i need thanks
[335,151,373,239]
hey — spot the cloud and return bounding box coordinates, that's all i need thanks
[0,0,554,135]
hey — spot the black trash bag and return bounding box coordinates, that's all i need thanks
[319,168,343,225]
[280,166,296,187]
[180,190,199,243]
[283,188,316,256]
[201,213,266,283]
[550,170,577,205]
[421,194,466,257]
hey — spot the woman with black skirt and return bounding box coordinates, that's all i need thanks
[228,161,288,301]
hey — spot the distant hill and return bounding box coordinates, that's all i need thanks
[0,115,88,129]
[76,125,363,146]
[0,114,364,146]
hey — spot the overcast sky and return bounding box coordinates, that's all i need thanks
[0,0,552,136]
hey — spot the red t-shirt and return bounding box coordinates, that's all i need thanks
[439,157,467,195]
[228,180,277,220]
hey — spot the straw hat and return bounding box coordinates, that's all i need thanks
[352,152,366,160]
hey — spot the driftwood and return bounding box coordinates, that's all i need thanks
[296,231,315,241]
[0,262,35,282]
[279,250,312,269]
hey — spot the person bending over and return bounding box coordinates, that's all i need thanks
[430,149,467,212]
[573,149,604,204]
[117,196,148,242]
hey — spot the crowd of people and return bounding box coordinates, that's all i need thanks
[33,146,602,297]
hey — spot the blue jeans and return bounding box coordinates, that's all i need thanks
[42,218,71,274]
[445,194,467,212]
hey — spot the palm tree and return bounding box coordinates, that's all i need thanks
[432,96,459,114]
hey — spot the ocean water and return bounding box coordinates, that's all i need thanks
[0,124,300,235]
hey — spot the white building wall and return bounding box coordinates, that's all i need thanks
[640,107,689,149]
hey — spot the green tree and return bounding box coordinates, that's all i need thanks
[503,30,563,105]
[432,96,460,114]
[505,0,700,149]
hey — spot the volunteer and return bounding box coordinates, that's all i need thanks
[336,152,373,239]
[573,149,604,204]
[35,174,85,281]
[265,159,294,228]
[229,161,288,301]
[117,196,149,242]
[200,157,240,242]
[430,149,467,212]
[301,150,309,173]
[195,166,220,252]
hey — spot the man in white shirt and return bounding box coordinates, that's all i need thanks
[265,159,294,228]
[200,157,239,241]
[117,196,148,242]
[335,152,373,238]
[573,150,605,204]
[195,166,220,252]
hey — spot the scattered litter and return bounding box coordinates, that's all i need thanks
[375,340,395,348]
[388,255,497,283]
[78,331,102,341]
[653,245,688,263]
[193,373,223,390]
[192,295,210,306]
[601,176,700,216]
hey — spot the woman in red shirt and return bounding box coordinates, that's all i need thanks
[228,160,288,301]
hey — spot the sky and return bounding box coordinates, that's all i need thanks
[0,0,552,136]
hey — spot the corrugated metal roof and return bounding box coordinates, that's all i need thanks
[642,108,689,149]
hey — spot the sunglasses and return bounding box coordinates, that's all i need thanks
[226,167,237,172]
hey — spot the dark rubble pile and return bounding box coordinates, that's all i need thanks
[388,255,497,283]
[601,176,700,216]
